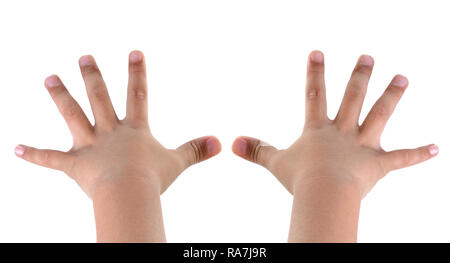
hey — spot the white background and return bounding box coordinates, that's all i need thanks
[0,0,449,242]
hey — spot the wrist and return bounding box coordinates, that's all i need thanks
[92,172,165,242]
[292,171,363,200]
[289,173,362,242]
[91,170,161,201]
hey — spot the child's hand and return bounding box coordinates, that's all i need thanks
[233,50,437,197]
[15,51,221,242]
[16,51,221,199]
[232,51,438,242]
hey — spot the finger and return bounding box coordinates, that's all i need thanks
[305,50,327,125]
[14,144,74,173]
[360,75,408,140]
[175,136,222,169]
[44,75,94,144]
[232,136,278,170]
[381,144,439,172]
[79,55,118,131]
[335,55,374,129]
[126,50,148,126]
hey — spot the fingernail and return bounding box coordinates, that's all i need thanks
[15,145,25,156]
[310,51,324,63]
[234,138,248,156]
[45,75,61,88]
[206,137,219,155]
[129,51,143,63]
[359,55,374,67]
[428,144,439,156]
[392,75,408,88]
[79,55,94,67]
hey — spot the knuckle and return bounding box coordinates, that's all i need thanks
[356,133,372,146]
[308,66,324,74]
[62,102,79,119]
[401,151,411,166]
[345,87,363,100]
[91,87,108,102]
[63,155,76,175]
[377,157,388,178]
[306,87,321,99]
[41,151,51,165]
[421,148,429,159]
[268,150,283,172]
[371,104,387,119]
[96,122,116,133]
[249,141,262,164]
[189,141,203,164]
[131,87,147,100]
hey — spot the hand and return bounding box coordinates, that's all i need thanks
[232,51,438,242]
[232,50,437,198]
[15,51,221,199]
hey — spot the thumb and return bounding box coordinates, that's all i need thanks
[232,136,278,169]
[175,136,221,169]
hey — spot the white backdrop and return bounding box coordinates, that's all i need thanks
[0,0,449,242]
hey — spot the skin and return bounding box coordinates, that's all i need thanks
[232,51,439,242]
[15,51,222,242]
